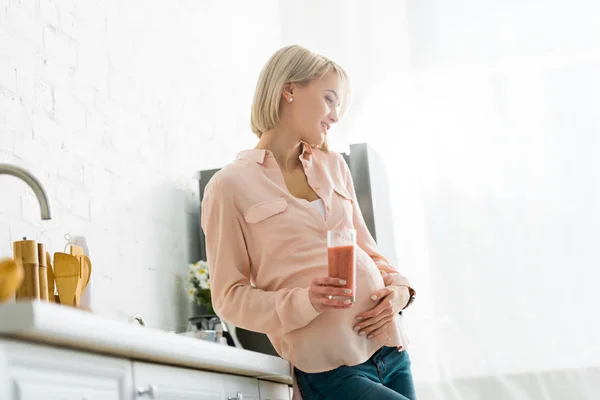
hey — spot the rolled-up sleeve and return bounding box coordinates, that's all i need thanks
[201,176,322,336]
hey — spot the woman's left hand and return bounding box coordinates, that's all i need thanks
[353,283,410,339]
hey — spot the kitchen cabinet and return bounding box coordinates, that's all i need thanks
[0,302,293,400]
[133,362,268,400]
[133,362,263,400]
[0,338,133,400]
[223,375,260,400]
[0,337,292,400]
[258,380,291,400]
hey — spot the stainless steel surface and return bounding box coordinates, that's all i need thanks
[346,143,398,266]
[136,384,158,398]
[198,168,220,262]
[0,163,51,220]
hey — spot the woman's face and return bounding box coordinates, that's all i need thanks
[284,72,341,147]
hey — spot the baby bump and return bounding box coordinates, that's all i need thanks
[281,251,399,371]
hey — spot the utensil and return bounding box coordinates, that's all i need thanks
[53,253,81,307]
[68,245,92,307]
[64,235,94,311]
[46,252,55,303]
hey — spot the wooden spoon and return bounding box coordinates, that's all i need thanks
[46,252,55,303]
[53,253,80,307]
[69,245,91,307]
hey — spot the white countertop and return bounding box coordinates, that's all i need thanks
[0,301,292,385]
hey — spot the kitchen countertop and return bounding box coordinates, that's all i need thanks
[0,301,292,385]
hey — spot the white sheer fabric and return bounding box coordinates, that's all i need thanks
[283,1,600,398]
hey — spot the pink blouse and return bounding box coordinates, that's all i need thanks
[201,143,413,373]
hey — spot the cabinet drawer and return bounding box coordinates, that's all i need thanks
[223,375,259,400]
[133,361,263,400]
[133,361,223,399]
[0,338,132,400]
[258,380,291,400]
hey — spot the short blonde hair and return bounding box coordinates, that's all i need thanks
[250,45,351,147]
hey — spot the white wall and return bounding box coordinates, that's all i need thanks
[0,0,281,332]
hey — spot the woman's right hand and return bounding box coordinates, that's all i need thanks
[309,277,354,312]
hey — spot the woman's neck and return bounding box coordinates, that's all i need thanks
[256,128,303,174]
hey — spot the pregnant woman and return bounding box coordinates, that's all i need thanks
[201,44,417,400]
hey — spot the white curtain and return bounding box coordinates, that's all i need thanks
[282,1,600,398]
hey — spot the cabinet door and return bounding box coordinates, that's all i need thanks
[0,338,132,400]
[222,375,259,400]
[133,361,223,399]
[258,380,291,400]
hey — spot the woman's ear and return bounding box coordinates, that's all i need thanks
[282,82,294,102]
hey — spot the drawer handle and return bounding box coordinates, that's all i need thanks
[228,393,243,400]
[137,384,159,398]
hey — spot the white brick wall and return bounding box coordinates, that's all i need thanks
[0,0,282,331]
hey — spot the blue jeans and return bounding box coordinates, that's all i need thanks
[294,347,417,400]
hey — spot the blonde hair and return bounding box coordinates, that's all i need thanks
[250,45,351,148]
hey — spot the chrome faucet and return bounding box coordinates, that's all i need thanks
[0,163,51,220]
[130,314,146,327]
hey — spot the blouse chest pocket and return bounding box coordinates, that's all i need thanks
[243,198,291,261]
[331,186,355,229]
[244,198,288,224]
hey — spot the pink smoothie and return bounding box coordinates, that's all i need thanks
[328,244,356,302]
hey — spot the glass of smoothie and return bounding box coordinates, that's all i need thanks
[327,228,356,303]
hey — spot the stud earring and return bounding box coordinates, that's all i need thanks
[289,97,293,103]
